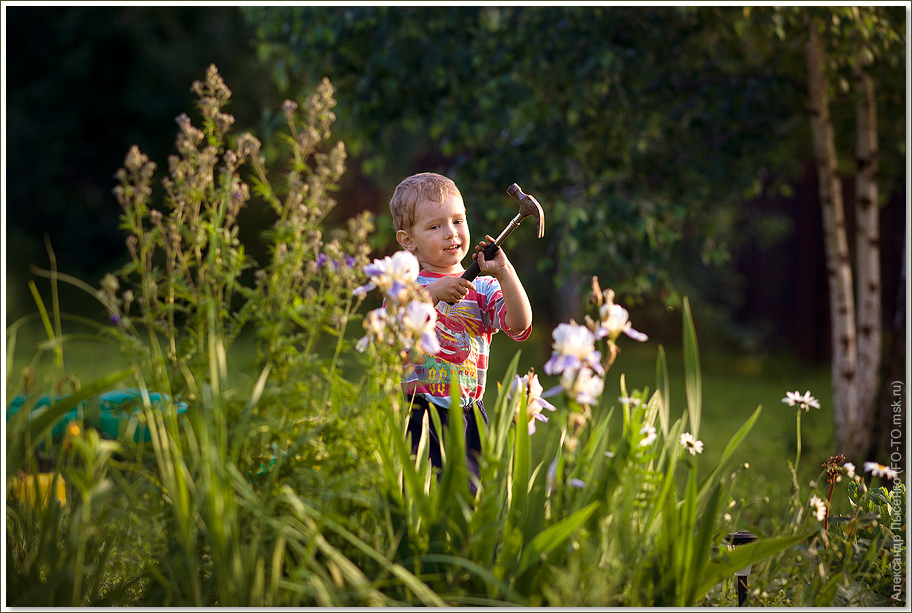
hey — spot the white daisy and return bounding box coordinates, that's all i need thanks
[638,424,657,447]
[781,390,821,412]
[843,462,857,480]
[679,432,704,455]
[809,495,827,522]
[864,461,899,480]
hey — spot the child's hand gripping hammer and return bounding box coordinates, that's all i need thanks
[461,183,545,283]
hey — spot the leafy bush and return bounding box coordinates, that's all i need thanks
[7,64,392,606]
[749,456,906,606]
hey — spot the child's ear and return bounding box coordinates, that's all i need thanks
[396,229,415,252]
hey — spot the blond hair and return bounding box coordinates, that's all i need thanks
[389,172,462,231]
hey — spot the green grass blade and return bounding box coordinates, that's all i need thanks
[676,461,699,601]
[582,404,613,467]
[439,374,471,513]
[284,490,446,606]
[516,501,599,575]
[631,418,685,559]
[511,396,530,517]
[28,280,62,368]
[419,553,526,604]
[5,315,32,389]
[391,407,424,499]
[684,481,724,604]
[491,351,521,458]
[655,344,670,437]
[682,297,701,439]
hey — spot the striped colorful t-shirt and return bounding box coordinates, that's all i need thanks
[405,270,531,409]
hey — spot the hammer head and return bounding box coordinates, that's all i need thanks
[506,183,545,238]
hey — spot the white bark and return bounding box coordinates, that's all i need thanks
[806,21,862,455]
[853,47,882,445]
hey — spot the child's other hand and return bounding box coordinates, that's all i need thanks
[429,276,475,304]
[474,235,509,276]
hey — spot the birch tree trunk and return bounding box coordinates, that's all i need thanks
[853,45,882,454]
[805,20,863,456]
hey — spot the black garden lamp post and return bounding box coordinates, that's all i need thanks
[725,531,758,606]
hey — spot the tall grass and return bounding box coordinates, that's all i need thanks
[5,65,903,607]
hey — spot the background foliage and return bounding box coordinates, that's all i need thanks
[6,5,906,357]
[243,5,906,330]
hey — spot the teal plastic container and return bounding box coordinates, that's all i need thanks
[6,389,188,443]
[97,390,188,442]
[5,395,83,440]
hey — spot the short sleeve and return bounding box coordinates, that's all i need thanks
[478,277,531,341]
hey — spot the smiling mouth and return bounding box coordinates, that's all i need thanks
[444,244,461,252]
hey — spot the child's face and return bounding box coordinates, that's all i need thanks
[396,194,470,274]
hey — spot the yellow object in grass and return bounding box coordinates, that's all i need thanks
[8,473,67,508]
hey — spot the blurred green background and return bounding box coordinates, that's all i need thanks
[4,6,907,492]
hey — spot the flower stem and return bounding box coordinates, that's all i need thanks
[825,481,835,536]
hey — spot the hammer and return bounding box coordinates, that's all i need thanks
[461,183,545,282]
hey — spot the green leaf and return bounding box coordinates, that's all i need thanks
[511,395,531,518]
[684,482,725,604]
[386,402,423,502]
[637,418,685,543]
[676,462,699,599]
[655,344,670,437]
[418,554,525,604]
[682,297,701,438]
[490,351,521,459]
[438,370,471,514]
[869,486,891,506]
[516,501,600,575]
[28,280,62,367]
[284,492,447,606]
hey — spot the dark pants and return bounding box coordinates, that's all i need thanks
[406,396,488,495]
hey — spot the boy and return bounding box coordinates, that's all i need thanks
[390,172,532,494]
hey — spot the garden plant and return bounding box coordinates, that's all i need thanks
[5,66,905,607]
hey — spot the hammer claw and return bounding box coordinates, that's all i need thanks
[506,183,545,239]
[459,182,545,283]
